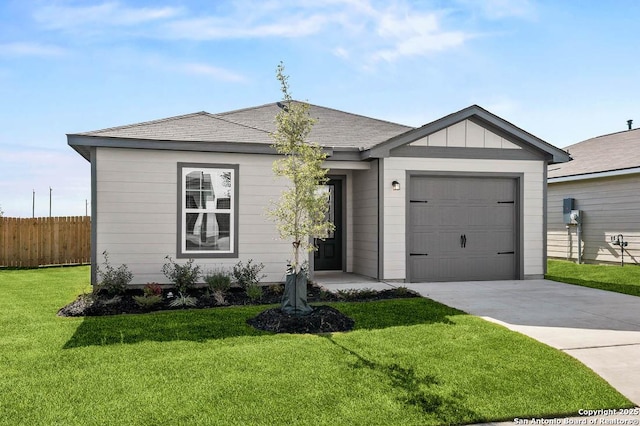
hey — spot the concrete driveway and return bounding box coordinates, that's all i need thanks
[403,279,640,406]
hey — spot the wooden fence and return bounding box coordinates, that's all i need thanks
[0,216,91,267]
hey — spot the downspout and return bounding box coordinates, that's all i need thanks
[377,158,384,280]
[577,221,582,264]
[569,210,583,264]
[90,146,98,286]
[566,225,571,261]
[573,213,583,264]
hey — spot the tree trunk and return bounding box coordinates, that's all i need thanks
[281,269,312,315]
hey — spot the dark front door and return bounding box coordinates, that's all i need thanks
[314,179,343,271]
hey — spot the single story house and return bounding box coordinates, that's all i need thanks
[68,103,570,286]
[548,126,640,265]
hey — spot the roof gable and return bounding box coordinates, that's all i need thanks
[364,105,570,163]
[407,119,522,150]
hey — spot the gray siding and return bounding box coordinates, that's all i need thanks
[547,174,640,265]
[352,160,379,278]
[383,157,545,280]
[95,147,292,285]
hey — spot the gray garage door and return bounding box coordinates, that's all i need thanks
[408,176,517,282]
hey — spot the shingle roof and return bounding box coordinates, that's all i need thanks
[74,102,413,150]
[77,111,272,143]
[548,128,640,179]
[69,102,569,165]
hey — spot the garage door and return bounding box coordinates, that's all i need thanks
[408,176,517,282]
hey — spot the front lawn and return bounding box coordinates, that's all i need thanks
[547,259,640,297]
[0,266,631,425]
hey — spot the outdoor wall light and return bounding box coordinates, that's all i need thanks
[392,180,401,191]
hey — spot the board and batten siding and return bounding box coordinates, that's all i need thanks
[95,147,292,285]
[409,119,523,149]
[351,160,379,278]
[382,157,546,280]
[547,174,640,265]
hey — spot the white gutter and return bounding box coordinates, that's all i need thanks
[548,166,640,183]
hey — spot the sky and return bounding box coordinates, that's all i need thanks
[1,0,639,218]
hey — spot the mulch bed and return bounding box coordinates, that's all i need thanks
[58,283,419,334]
[247,305,355,334]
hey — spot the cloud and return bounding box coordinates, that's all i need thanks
[455,0,536,20]
[164,13,329,40]
[27,0,525,65]
[333,47,350,59]
[33,2,182,30]
[370,11,471,62]
[0,42,67,57]
[177,63,246,82]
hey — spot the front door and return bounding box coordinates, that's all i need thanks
[314,179,343,271]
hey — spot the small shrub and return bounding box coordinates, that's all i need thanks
[335,289,349,300]
[336,288,378,301]
[268,284,284,295]
[232,259,266,289]
[143,283,163,297]
[319,288,331,300]
[133,294,162,309]
[162,256,201,294]
[395,286,411,296]
[204,270,231,292]
[100,295,123,305]
[246,284,263,302]
[356,288,379,299]
[212,290,228,306]
[168,293,198,308]
[97,251,133,295]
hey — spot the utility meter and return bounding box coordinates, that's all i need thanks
[570,209,582,225]
[563,198,575,224]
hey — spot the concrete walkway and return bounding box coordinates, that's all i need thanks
[315,273,640,422]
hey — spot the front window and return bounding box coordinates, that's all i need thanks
[178,163,238,258]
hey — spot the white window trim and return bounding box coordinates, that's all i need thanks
[177,163,239,258]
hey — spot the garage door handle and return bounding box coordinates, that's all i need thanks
[410,253,429,256]
[497,251,514,255]
[460,234,467,248]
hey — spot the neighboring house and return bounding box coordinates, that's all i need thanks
[68,103,569,286]
[548,127,640,265]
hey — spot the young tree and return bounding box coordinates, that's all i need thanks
[268,62,334,315]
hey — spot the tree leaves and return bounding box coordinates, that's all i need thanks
[267,62,335,271]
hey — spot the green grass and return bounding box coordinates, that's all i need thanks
[547,259,640,296]
[0,267,632,425]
